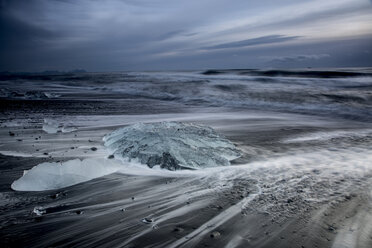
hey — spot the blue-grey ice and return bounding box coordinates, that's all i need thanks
[11,158,122,191]
[103,122,241,170]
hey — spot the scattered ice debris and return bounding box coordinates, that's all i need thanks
[33,206,46,216]
[210,231,221,239]
[11,158,122,191]
[50,193,61,199]
[141,218,153,224]
[42,119,77,134]
[103,122,241,170]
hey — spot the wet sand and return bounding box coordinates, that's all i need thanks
[0,153,371,248]
[1,71,372,247]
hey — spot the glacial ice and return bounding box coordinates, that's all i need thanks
[33,206,46,216]
[11,158,122,191]
[42,119,61,134]
[103,122,241,170]
[42,119,77,134]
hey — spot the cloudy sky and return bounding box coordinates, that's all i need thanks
[0,0,371,71]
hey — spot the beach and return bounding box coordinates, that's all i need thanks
[0,69,371,247]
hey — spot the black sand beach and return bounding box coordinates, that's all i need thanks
[0,70,372,247]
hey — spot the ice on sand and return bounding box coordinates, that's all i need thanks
[103,122,241,170]
[42,118,77,134]
[11,158,121,191]
[12,122,240,191]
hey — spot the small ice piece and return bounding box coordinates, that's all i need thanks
[61,125,78,133]
[142,218,153,224]
[50,192,61,199]
[42,119,62,134]
[11,158,122,191]
[210,231,221,239]
[103,122,241,170]
[42,119,77,134]
[33,206,46,216]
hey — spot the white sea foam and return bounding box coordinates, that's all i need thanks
[283,129,372,143]
[11,143,372,192]
[0,151,35,157]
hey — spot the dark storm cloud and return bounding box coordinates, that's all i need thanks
[203,35,300,50]
[0,12,57,50]
[0,0,371,71]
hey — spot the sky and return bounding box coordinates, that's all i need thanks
[0,0,371,72]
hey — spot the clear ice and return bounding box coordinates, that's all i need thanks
[42,118,77,134]
[11,158,122,191]
[103,122,241,170]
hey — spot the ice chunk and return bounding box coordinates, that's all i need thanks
[42,119,62,134]
[11,158,121,191]
[61,125,78,133]
[33,206,46,216]
[42,118,77,134]
[103,122,241,170]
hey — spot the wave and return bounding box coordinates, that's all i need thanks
[283,129,372,143]
[202,69,372,78]
[1,69,371,122]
